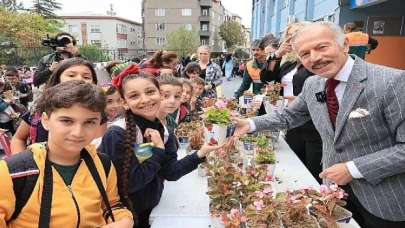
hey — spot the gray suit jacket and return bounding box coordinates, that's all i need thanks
[252,56,405,221]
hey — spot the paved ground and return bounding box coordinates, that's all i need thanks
[219,75,243,98]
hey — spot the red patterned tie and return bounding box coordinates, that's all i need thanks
[326,78,340,130]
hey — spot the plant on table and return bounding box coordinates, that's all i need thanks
[243,90,255,98]
[263,81,287,104]
[175,121,205,150]
[221,208,247,228]
[202,100,236,126]
[281,197,320,228]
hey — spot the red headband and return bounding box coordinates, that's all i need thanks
[111,64,139,90]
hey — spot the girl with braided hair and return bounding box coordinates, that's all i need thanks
[100,64,224,228]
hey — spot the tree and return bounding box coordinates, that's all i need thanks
[32,0,62,19]
[0,8,62,65]
[233,48,249,59]
[79,45,110,62]
[164,24,200,57]
[0,0,23,11]
[219,20,245,52]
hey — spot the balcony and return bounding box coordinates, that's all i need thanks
[199,15,211,22]
[200,0,212,7]
[199,30,211,37]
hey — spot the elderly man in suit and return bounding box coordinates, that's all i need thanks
[229,22,405,228]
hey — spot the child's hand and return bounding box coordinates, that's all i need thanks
[196,142,226,158]
[3,98,12,103]
[100,216,133,228]
[144,128,165,149]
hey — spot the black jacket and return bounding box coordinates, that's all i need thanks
[260,61,321,141]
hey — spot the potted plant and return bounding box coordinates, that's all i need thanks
[175,123,191,149]
[220,209,247,228]
[203,99,238,145]
[176,121,204,154]
[281,197,320,228]
[239,90,255,109]
[253,140,276,176]
[309,184,352,226]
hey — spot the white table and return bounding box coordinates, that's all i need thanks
[150,138,360,228]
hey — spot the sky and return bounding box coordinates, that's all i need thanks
[19,0,252,27]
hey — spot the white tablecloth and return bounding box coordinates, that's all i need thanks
[150,138,360,228]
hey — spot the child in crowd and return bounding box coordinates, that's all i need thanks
[101,84,123,127]
[100,64,224,228]
[157,67,174,76]
[156,76,185,129]
[189,77,205,113]
[11,58,108,154]
[179,78,193,123]
[0,77,19,135]
[182,62,201,79]
[0,81,134,228]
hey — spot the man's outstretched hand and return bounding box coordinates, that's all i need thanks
[225,118,251,148]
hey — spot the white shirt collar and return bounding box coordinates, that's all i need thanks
[324,56,355,82]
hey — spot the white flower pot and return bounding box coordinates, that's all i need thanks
[264,98,286,114]
[239,96,254,109]
[177,136,189,149]
[204,123,236,145]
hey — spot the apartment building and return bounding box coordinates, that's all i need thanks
[141,0,226,55]
[59,11,144,60]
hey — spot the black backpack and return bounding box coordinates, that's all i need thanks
[4,149,115,225]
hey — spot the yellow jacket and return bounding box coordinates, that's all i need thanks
[0,143,132,228]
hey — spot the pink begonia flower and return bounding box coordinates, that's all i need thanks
[255,190,265,199]
[230,208,238,216]
[200,114,207,119]
[254,200,265,210]
[215,99,227,108]
[218,150,227,158]
[320,185,329,193]
[335,191,344,199]
[263,187,272,194]
[330,184,338,191]
[202,108,206,112]
[264,175,273,181]
[240,216,247,222]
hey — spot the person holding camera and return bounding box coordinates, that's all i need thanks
[33,32,86,87]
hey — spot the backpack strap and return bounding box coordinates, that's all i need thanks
[81,150,115,222]
[5,150,40,223]
[97,152,111,178]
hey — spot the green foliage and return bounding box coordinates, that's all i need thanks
[79,44,110,62]
[204,106,232,126]
[233,48,249,59]
[164,24,200,56]
[219,20,245,52]
[0,0,23,11]
[32,0,62,19]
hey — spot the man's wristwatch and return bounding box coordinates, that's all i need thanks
[269,53,282,62]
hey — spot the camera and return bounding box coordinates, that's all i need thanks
[41,34,71,48]
[41,34,73,62]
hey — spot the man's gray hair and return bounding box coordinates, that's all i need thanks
[291,22,346,52]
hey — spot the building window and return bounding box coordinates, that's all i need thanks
[91,40,101,47]
[68,25,79,33]
[284,0,289,8]
[116,24,127,34]
[182,9,192,16]
[212,39,214,46]
[218,15,221,21]
[202,9,208,16]
[185,24,192,31]
[90,25,101,33]
[212,12,215,18]
[202,24,208,31]
[201,39,206,45]
[156,23,165,31]
[156,38,166,45]
[212,26,215,32]
[155,8,165,16]
[138,29,142,37]
[117,39,127,48]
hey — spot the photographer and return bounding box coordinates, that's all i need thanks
[33,32,86,86]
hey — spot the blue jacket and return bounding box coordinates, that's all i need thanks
[100,114,204,215]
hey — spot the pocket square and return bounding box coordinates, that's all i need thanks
[349,108,370,119]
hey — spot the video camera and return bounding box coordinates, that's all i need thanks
[41,34,73,62]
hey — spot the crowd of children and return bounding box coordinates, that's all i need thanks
[0,57,225,228]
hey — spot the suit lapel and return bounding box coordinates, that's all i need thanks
[334,57,367,143]
[314,77,335,134]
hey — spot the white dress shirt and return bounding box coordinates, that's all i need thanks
[248,56,364,179]
[281,67,297,96]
